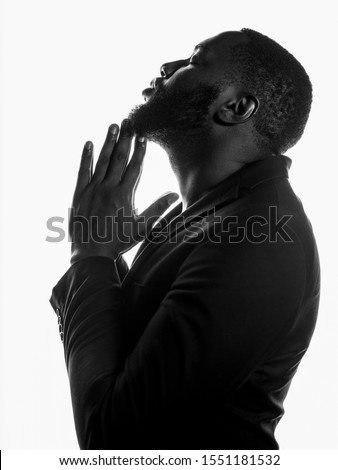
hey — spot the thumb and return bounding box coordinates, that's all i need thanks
[139,192,180,234]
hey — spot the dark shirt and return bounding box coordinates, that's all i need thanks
[50,155,320,450]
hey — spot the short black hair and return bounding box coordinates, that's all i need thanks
[226,28,313,154]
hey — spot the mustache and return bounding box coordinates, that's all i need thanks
[131,82,221,119]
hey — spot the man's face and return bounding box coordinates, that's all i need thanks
[128,31,249,146]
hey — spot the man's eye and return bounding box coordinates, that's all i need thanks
[188,57,198,65]
[188,52,202,65]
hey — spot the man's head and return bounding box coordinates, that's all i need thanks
[129,29,312,156]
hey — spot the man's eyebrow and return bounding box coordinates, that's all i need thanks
[193,44,210,52]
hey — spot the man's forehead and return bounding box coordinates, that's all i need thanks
[196,31,250,53]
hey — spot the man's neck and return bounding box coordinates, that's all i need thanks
[173,159,245,210]
[167,145,271,211]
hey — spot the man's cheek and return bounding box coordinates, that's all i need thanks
[164,70,196,92]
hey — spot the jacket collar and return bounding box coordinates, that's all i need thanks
[128,155,292,272]
[166,154,291,221]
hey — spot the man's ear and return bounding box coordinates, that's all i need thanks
[216,95,260,124]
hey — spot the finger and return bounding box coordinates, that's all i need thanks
[104,118,134,184]
[139,192,180,235]
[91,124,119,184]
[128,137,147,210]
[122,136,147,190]
[74,141,93,196]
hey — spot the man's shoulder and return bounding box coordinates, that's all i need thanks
[210,175,316,255]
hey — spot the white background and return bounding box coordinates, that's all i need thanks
[0,0,337,450]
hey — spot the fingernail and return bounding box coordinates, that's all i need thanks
[85,141,92,150]
[109,124,118,136]
[121,119,133,136]
[168,193,179,204]
[136,136,145,143]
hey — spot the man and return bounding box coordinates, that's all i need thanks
[50,28,320,450]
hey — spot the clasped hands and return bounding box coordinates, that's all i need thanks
[70,119,179,265]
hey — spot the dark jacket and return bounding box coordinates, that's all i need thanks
[50,155,320,450]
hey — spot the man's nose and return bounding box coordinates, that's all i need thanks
[160,59,188,78]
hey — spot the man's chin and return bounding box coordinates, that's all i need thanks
[129,81,221,146]
[128,98,165,140]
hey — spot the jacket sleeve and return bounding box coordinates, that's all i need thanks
[115,255,129,282]
[50,237,306,449]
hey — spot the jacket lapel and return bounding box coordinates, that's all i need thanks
[123,155,292,285]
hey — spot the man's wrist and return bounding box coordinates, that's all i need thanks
[70,245,119,265]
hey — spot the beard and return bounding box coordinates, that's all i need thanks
[128,82,222,151]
